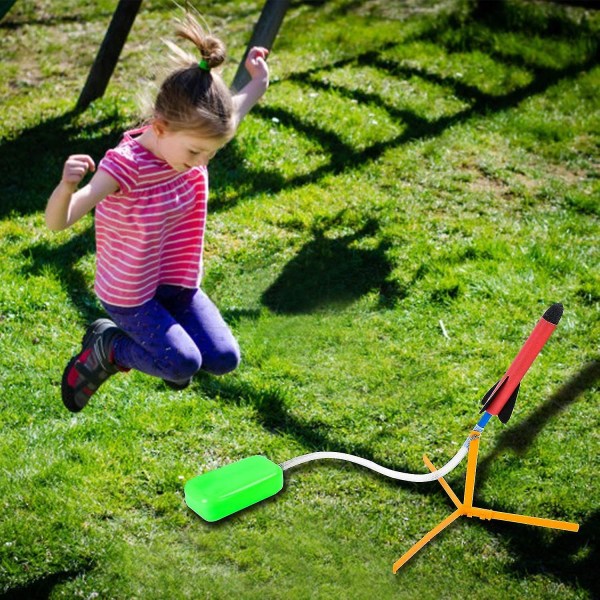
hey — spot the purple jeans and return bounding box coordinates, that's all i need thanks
[102,285,240,384]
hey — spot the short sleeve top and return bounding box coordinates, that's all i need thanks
[95,128,208,308]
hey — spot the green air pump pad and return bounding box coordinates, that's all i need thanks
[185,455,284,522]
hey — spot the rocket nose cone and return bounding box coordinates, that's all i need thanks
[543,303,563,325]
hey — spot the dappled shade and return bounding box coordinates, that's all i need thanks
[261,219,398,313]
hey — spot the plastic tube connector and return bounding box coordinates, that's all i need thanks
[280,437,471,482]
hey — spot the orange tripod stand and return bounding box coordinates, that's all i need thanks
[393,430,580,573]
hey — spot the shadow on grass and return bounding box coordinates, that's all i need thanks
[261,215,403,313]
[494,508,600,598]
[0,109,125,220]
[471,0,600,36]
[0,564,93,600]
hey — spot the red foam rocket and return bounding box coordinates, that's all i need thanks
[480,303,563,424]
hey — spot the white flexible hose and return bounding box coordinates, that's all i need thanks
[280,434,474,482]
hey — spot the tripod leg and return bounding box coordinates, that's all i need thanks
[423,454,462,509]
[470,507,579,532]
[393,508,462,573]
[463,433,480,511]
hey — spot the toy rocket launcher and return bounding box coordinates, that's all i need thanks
[184,302,578,573]
[184,303,567,525]
[478,302,563,426]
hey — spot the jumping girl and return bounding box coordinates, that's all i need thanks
[45,13,269,411]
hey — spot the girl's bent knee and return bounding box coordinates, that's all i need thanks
[203,347,240,376]
[180,352,203,379]
[158,347,202,381]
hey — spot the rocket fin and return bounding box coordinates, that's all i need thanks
[479,376,508,413]
[480,380,500,406]
[498,383,520,424]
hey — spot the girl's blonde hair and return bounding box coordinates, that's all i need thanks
[153,12,234,139]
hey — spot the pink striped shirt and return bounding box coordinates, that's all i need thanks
[95,128,208,307]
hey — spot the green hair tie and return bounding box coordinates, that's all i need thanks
[198,58,210,72]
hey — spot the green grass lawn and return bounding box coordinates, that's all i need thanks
[1,0,599,598]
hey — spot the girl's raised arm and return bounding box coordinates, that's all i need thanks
[232,47,270,128]
[45,155,119,231]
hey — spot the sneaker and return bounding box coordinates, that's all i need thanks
[61,319,122,412]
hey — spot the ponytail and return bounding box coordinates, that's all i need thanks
[175,12,226,71]
[153,12,234,139]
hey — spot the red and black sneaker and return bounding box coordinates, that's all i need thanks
[61,318,122,412]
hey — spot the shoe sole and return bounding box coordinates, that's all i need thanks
[61,355,82,412]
